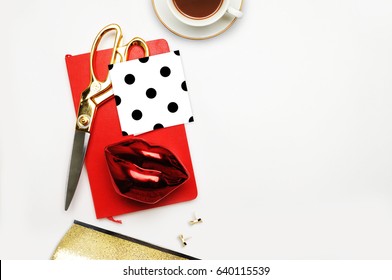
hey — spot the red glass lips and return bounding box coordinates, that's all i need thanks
[104,138,189,204]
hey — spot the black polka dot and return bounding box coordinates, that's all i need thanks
[189,116,194,122]
[122,131,128,136]
[139,57,149,63]
[181,81,188,91]
[108,64,113,70]
[168,102,178,113]
[124,74,135,85]
[160,66,171,77]
[114,95,121,106]
[146,88,157,99]
[174,50,180,56]
[153,123,164,130]
[132,110,143,120]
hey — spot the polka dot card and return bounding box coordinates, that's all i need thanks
[109,50,194,136]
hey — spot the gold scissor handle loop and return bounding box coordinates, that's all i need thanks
[91,37,150,107]
[90,23,123,84]
[123,37,150,59]
[78,25,151,132]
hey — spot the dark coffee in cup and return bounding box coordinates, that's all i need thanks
[172,0,224,20]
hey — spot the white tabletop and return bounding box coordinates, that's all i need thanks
[1,0,392,260]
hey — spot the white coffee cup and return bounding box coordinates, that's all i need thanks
[167,0,243,27]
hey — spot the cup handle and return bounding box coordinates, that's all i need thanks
[226,6,243,18]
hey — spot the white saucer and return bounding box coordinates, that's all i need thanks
[152,0,244,40]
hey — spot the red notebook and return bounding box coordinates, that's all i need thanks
[65,39,197,219]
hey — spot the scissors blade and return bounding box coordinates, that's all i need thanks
[65,129,90,210]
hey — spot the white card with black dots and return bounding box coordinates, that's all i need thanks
[109,50,194,136]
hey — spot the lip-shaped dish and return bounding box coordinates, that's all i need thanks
[104,138,189,204]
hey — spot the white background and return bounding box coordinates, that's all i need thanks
[1,0,392,260]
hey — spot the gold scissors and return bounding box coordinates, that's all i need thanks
[65,24,150,210]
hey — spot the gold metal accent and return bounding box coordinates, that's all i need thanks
[179,234,191,246]
[75,24,150,132]
[189,218,203,225]
[77,115,90,129]
[79,115,89,125]
[90,81,101,93]
[189,212,203,225]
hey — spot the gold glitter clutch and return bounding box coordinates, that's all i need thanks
[51,220,197,260]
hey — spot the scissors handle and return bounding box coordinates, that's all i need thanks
[93,36,150,105]
[76,24,150,132]
[90,23,123,84]
[122,37,150,63]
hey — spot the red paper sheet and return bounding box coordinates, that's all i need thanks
[65,39,197,218]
